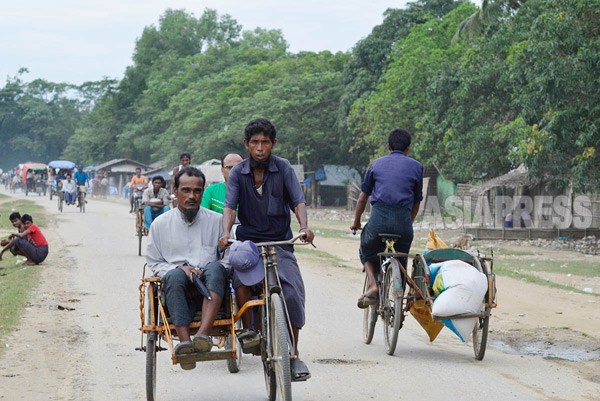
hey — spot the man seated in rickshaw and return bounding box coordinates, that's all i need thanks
[62,174,78,205]
[141,175,171,229]
[145,167,229,370]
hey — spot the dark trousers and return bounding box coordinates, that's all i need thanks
[12,238,48,264]
[162,261,227,327]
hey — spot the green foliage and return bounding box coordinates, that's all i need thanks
[349,3,477,160]
[4,1,600,194]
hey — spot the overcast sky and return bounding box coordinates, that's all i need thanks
[1,1,481,86]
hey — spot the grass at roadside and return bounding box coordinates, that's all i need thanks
[306,215,600,293]
[492,266,592,295]
[0,198,45,342]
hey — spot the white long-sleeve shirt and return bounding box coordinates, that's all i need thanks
[62,179,77,193]
[145,207,229,278]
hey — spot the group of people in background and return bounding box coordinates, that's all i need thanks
[0,212,48,265]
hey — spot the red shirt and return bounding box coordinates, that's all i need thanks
[27,224,48,246]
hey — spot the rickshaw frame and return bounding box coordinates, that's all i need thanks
[137,233,309,401]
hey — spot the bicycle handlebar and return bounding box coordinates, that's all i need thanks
[227,232,312,248]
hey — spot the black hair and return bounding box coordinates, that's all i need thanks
[9,212,21,221]
[174,166,205,189]
[388,128,412,152]
[21,214,33,223]
[152,175,165,185]
[179,152,191,160]
[244,118,276,143]
[221,152,243,167]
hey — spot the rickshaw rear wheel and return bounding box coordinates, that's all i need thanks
[362,276,377,344]
[473,312,490,360]
[146,331,158,401]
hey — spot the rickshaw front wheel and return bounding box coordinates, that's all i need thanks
[146,331,158,401]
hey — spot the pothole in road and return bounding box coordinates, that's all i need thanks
[314,358,366,365]
[491,327,600,362]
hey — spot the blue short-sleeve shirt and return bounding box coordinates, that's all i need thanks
[361,151,424,210]
[225,155,305,243]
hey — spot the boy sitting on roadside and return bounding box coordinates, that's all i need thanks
[1,214,48,265]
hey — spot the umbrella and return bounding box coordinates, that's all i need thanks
[48,160,76,170]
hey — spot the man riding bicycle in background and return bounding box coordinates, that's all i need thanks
[350,128,423,309]
[74,166,89,207]
[130,167,149,213]
[141,175,171,229]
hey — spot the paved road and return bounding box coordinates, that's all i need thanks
[1,189,598,401]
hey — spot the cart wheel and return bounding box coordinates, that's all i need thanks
[58,197,63,213]
[146,331,158,401]
[226,301,243,373]
[269,293,291,401]
[382,259,403,356]
[49,191,53,201]
[473,311,490,360]
[362,276,377,344]
[79,193,86,213]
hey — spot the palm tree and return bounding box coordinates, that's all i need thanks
[453,0,527,43]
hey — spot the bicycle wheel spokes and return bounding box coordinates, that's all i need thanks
[269,293,292,401]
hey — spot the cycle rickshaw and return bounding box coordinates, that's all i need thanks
[137,234,309,401]
[363,235,497,360]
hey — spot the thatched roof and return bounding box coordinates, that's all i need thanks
[470,164,536,195]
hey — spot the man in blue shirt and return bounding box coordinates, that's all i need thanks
[350,128,423,309]
[74,167,89,186]
[74,167,89,206]
[218,118,315,381]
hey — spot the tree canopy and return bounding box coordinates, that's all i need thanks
[2,1,599,192]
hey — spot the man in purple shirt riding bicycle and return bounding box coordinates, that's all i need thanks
[218,117,315,382]
[350,128,423,309]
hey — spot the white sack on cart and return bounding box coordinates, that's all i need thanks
[430,260,487,341]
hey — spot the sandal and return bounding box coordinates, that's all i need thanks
[174,341,196,370]
[291,358,311,382]
[357,294,378,309]
[192,333,213,353]
[238,329,261,353]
